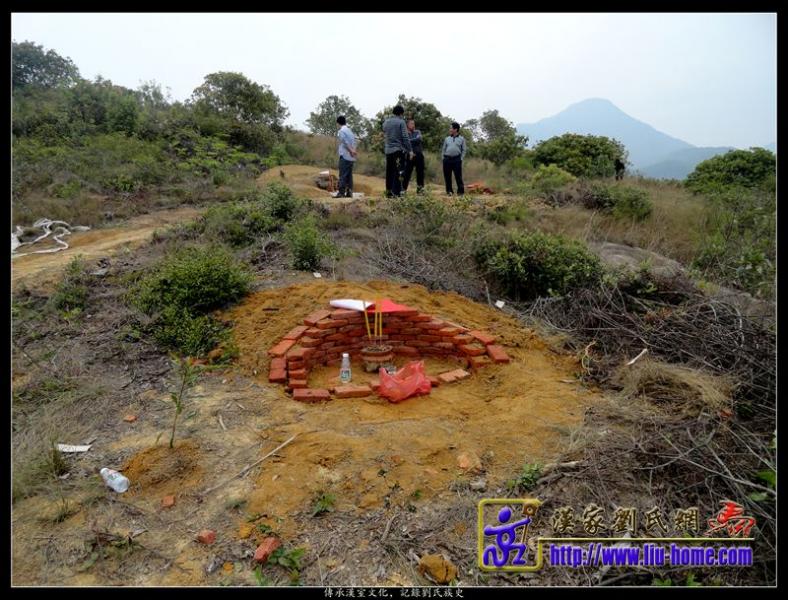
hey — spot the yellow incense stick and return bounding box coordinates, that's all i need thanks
[362,301,372,341]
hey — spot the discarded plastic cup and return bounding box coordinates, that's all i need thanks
[100,467,130,493]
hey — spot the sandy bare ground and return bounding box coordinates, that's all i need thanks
[11,207,201,291]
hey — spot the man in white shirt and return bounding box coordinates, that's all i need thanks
[335,115,357,198]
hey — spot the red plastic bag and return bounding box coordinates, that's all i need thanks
[378,361,432,403]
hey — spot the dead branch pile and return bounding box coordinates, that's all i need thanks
[518,275,775,415]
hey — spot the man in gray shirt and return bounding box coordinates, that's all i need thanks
[382,105,413,198]
[441,122,466,196]
[334,115,357,198]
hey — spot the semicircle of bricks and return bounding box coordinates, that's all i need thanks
[266,306,511,403]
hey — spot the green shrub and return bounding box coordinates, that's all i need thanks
[152,306,229,357]
[49,256,89,314]
[134,246,252,315]
[583,184,653,221]
[485,199,530,226]
[529,164,576,195]
[685,148,776,195]
[532,133,627,178]
[198,203,277,247]
[283,215,337,271]
[475,231,604,300]
[260,181,308,223]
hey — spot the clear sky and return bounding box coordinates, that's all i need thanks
[11,12,777,148]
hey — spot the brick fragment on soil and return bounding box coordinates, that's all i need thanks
[161,495,176,508]
[334,384,373,399]
[293,388,331,402]
[123,415,138,423]
[254,537,282,563]
[487,345,511,363]
[469,355,492,369]
[197,530,216,544]
[459,343,487,356]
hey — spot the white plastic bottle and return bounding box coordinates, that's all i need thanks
[100,467,130,493]
[339,353,352,383]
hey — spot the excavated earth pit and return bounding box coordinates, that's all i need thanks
[224,281,602,534]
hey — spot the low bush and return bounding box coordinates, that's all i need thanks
[134,245,251,316]
[584,184,653,221]
[529,164,576,195]
[197,202,277,247]
[152,306,229,357]
[475,231,604,300]
[283,215,338,271]
[260,181,309,222]
[48,256,90,315]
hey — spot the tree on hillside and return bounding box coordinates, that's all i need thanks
[12,41,80,89]
[685,148,776,195]
[190,72,289,129]
[532,133,627,178]
[467,109,528,166]
[306,95,371,139]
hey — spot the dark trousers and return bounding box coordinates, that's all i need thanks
[442,156,464,195]
[338,157,354,196]
[385,151,406,197]
[403,152,425,192]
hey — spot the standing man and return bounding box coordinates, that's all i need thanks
[382,105,413,198]
[442,122,466,196]
[334,115,357,198]
[402,119,425,194]
[614,157,625,181]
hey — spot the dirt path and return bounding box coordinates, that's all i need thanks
[11,206,201,291]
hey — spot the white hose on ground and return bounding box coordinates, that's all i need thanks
[11,218,90,259]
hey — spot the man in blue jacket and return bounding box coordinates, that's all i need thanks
[382,105,413,198]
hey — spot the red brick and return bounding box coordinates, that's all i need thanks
[434,342,456,350]
[299,337,321,348]
[333,384,373,399]
[470,330,497,345]
[123,414,138,423]
[459,344,487,357]
[324,318,349,328]
[453,368,471,380]
[268,369,287,383]
[161,495,176,508]
[268,338,296,357]
[305,327,323,337]
[421,320,447,330]
[254,537,282,564]
[389,308,419,316]
[319,341,335,350]
[394,346,420,356]
[287,346,315,361]
[345,328,366,337]
[452,334,474,344]
[288,379,308,389]
[401,327,423,335]
[325,332,348,342]
[293,388,331,402]
[487,345,511,363]
[438,327,461,336]
[197,530,216,544]
[418,335,442,342]
[304,309,332,326]
[326,358,341,366]
[287,361,305,372]
[289,368,307,379]
[270,357,286,371]
[405,314,433,322]
[283,325,309,340]
[469,355,492,369]
[410,340,430,347]
[331,309,361,319]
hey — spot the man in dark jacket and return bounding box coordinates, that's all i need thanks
[402,119,425,194]
[382,105,413,197]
